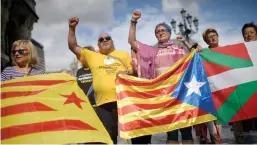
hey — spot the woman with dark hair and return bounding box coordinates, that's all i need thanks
[240,22,257,143]
[128,10,202,144]
[76,46,96,106]
[242,22,257,42]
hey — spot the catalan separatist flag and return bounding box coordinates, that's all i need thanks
[116,50,217,139]
[200,41,257,124]
[1,73,112,144]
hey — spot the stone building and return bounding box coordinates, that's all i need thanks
[31,38,45,71]
[1,0,45,71]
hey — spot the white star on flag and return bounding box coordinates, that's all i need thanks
[184,75,206,97]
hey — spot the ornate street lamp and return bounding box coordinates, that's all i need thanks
[70,58,78,76]
[170,8,199,41]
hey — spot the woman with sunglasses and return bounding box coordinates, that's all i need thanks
[128,10,202,144]
[1,40,44,81]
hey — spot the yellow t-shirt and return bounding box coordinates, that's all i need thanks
[80,48,132,106]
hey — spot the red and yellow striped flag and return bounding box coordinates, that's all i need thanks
[1,73,113,144]
[116,51,216,139]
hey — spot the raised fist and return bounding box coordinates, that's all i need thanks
[69,17,79,28]
[132,10,141,21]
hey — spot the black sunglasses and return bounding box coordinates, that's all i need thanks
[12,49,26,55]
[98,36,112,43]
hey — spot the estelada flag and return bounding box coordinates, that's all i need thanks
[116,51,217,139]
[1,73,113,144]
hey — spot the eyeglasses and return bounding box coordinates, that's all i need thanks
[155,29,168,34]
[98,36,112,43]
[207,34,218,39]
[12,49,26,55]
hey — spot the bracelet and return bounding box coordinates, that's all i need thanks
[131,20,137,24]
[190,43,198,50]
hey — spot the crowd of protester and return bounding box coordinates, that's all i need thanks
[1,9,257,144]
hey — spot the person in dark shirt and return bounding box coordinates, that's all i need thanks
[76,46,96,106]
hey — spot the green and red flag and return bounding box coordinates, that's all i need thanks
[200,41,257,124]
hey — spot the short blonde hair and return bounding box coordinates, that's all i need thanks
[202,28,219,43]
[11,40,39,66]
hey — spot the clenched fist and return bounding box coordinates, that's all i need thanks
[69,17,79,28]
[132,10,141,21]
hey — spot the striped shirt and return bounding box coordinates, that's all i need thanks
[1,66,45,81]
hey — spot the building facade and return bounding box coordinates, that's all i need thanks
[31,39,45,71]
[1,0,45,71]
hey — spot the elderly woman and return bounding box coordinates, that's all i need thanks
[128,10,200,144]
[202,28,220,49]
[1,40,44,81]
[201,28,222,144]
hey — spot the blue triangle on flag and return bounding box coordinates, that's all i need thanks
[171,53,216,116]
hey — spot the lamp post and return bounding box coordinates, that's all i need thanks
[170,8,199,41]
[70,58,78,76]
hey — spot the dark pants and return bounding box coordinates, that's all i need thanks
[242,118,257,132]
[167,126,193,141]
[95,102,118,144]
[131,135,152,144]
[232,121,244,143]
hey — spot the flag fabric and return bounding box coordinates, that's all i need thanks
[116,50,217,139]
[200,41,257,124]
[1,73,113,144]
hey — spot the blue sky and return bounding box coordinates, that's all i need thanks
[113,0,162,20]
[33,0,257,71]
[113,0,257,34]
[199,0,257,26]
[112,0,257,27]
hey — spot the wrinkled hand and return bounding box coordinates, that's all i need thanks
[176,36,186,42]
[116,70,128,78]
[132,10,141,21]
[69,17,79,29]
[196,45,203,52]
